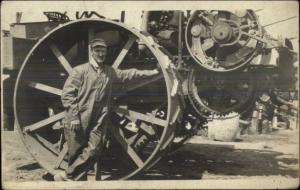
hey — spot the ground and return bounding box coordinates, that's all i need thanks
[2,126,299,184]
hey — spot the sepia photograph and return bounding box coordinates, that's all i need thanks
[1,1,299,189]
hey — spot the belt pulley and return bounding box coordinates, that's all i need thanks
[185,10,263,72]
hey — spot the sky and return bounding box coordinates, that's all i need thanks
[1,1,299,52]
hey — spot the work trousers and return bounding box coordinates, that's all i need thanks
[64,119,106,181]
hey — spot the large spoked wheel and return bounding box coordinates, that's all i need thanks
[14,19,182,180]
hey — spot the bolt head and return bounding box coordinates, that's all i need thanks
[191,25,202,37]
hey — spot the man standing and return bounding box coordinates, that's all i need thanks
[54,38,159,181]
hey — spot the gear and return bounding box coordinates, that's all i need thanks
[187,67,258,118]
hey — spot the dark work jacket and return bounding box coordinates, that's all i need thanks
[61,62,157,132]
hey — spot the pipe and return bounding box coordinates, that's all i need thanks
[263,16,297,28]
[120,11,125,23]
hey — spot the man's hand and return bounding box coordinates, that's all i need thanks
[70,120,81,132]
[151,68,160,75]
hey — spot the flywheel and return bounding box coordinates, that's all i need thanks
[185,10,263,72]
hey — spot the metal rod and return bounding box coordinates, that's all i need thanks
[263,16,297,28]
[178,11,183,69]
[254,9,263,13]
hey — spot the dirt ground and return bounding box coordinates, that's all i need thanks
[1,127,299,183]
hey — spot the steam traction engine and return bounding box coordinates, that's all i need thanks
[2,10,298,179]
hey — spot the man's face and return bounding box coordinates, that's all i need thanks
[91,46,107,64]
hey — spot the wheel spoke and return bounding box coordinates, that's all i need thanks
[112,35,136,69]
[35,134,59,154]
[88,27,95,61]
[54,142,68,169]
[109,124,144,168]
[23,111,65,132]
[49,43,73,74]
[202,38,215,51]
[192,36,206,64]
[114,106,168,127]
[26,81,62,96]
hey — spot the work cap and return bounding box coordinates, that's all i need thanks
[90,38,107,48]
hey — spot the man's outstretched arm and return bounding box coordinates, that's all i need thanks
[114,68,160,83]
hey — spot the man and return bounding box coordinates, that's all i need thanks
[54,38,159,181]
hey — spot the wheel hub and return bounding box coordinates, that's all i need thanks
[212,22,233,43]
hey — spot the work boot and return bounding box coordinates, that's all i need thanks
[54,171,72,181]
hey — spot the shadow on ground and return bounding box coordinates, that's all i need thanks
[134,143,299,180]
[17,162,41,171]
[15,141,298,180]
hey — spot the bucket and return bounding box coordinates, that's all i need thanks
[207,112,240,142]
